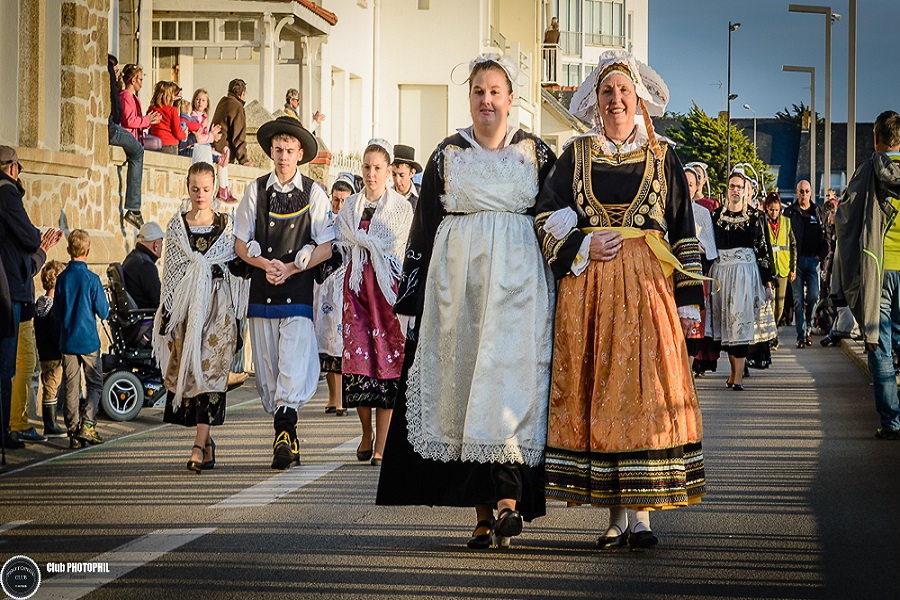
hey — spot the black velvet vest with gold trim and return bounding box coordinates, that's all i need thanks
[573,135,669,231]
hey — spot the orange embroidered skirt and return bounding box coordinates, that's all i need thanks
[545,237,706,510]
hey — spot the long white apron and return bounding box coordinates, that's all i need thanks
[406,137,553,467]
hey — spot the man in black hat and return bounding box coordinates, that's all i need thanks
[391,144,422,211]
[234,117,334,469]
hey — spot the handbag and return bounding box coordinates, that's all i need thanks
[142,134,162,151]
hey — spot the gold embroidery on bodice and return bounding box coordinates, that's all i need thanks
[573,136,669,230]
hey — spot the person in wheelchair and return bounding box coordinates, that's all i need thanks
[122,222,164,310]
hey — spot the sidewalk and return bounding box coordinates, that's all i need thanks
[840,337,870,377]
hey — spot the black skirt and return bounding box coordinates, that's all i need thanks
[375,336,547,521]
[320,353,342,374]
[343,373,398,409]
[163,391,226,426]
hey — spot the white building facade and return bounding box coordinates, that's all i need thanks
[113,0,648,172]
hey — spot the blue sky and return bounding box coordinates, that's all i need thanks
[648,0,899,121]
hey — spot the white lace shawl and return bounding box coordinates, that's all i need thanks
[152,211,250,405]
[333,189,413,306]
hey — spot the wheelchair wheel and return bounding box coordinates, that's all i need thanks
[101,371,145,421]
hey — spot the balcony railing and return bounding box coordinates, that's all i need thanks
[584,32,625,48]
[542,43,560,86]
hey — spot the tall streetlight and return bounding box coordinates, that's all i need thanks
[783,65,816,199]
[726,21,741,176]
[743,103,757,156]
[789,4,840,198]
[847,0,857,178]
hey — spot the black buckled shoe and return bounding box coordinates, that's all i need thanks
[494,508,524,538]
[466,520,494,550]
[628,530,659,551]
[596,525,629,550]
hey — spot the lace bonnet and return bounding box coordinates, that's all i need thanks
[570,50,669,159]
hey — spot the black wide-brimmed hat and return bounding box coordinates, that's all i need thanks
[391,144,422,173]
[257,116,318,165]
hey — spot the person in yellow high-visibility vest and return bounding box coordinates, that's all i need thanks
[763,192,797,343]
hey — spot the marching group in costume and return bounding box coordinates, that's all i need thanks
[154,48,727,551]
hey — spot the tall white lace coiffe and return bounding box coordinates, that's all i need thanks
[406,128,554,467]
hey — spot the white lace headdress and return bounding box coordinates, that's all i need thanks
[450,53,521,89]
[569,50,669,159]
[366,138,393,164]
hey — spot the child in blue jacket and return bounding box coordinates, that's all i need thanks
[54,230,110,448]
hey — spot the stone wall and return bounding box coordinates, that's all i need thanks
[19,0,115,268]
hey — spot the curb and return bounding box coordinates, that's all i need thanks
[841,338,871,379]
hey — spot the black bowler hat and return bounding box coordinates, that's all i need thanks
[257,116,318,165]
[391,144,423,173]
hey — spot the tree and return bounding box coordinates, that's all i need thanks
[776,101,822,127]
[666,103,773,199]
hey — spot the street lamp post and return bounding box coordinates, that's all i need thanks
[848,0,857,178]
[783,65,817,199]
[743,103,757,156]
[726,21,741,176]
[789,4,840,198]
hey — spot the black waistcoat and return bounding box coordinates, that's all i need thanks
[248,174,316,316]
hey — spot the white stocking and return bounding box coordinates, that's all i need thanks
[604,507,629,537]
[630,509,652,533]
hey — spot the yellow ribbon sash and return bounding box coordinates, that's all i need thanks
[581,226,713,285]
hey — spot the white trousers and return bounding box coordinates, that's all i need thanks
[249,316,320,414]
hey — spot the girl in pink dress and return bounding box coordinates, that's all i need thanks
[334,141,413,466]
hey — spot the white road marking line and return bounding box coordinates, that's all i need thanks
[211,462,344,509]
[0,519,31,533]
[0,397,262,479]
[328,436,362,454]
[37,527,215,600]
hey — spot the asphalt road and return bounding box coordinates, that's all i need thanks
[1,328,897,600]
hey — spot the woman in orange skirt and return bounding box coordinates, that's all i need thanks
[535,50,706,550]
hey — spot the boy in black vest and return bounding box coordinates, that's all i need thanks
[234,117,334,468]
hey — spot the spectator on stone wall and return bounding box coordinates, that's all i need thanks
[108,55,149,231]
[148,81,187,156]
[212,79,251,167]
[119,64,161,229]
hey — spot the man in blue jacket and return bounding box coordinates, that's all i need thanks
[0,146,42,451]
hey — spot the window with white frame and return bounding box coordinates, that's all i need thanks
[152,19,213,42]
[554,0,582,55]
[563,63,581,87]
[223,20,256,42]
[584,0,625,47]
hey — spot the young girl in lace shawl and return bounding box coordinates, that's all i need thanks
[334,141,413,466]
[153,161,249,473]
